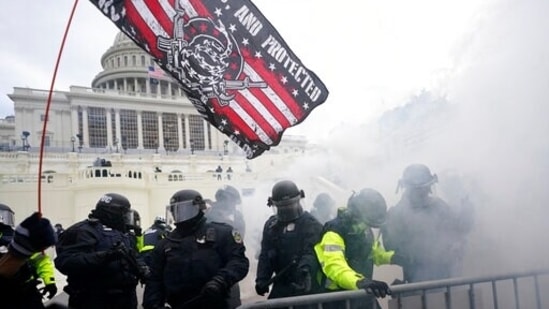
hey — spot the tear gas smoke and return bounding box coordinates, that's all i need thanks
[243,0,549,281]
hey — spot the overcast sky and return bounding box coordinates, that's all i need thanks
[0,0,492,139]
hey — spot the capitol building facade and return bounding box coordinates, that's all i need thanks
[0,32,318,231]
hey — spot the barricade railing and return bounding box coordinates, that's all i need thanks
[238,269,549,309]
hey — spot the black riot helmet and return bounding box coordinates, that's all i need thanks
[168,189,206,224]
[313,193,336,211]
[91,193,132,231]
[347,188,387,228]
[215,185,242,205]
[0,203,15,228]
[267,180,305,222]
[95,193,131,213]
[154,215,167,225]
[399,164,438,190]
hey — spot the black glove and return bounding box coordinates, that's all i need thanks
[41,283,58,299]
[8,212,56,258]
[139,265,151,281]
[255,281,269,296]
[129,225,142,237]
[292,267,312,293]
[97,246,127,262]
[356,278,392,298]
[201,275,228,298]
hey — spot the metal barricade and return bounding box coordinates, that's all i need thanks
[238,269,549,309]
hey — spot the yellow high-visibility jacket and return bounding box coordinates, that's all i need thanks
[314,224,393,291]
[29,252,56,285]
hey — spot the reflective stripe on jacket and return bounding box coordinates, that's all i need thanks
[314,231,361,290]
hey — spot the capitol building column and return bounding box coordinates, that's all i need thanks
[137,111,144,150]
[82,107,89,148]
[115,109,121,147]
[203,120,209,150]
[71,106,78,138]
[176,113,183,153]
[106,108,113,147]
[157,112,165,152]
[184,114,190,151]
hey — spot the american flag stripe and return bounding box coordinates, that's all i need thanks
[239,89,284,134]
[126,0,167,57]
[158,0,176,20]
[244,60,304,121]
[229,101,273,144]
[141,0,174,36]
[243,66,299,125]
[234,91,281,138]
[148,66,165,79]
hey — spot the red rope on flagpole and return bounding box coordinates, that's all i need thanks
[38,0,80,214]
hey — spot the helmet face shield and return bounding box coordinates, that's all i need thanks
[357,206,386,228]
[0,209,15,228]
[274,201,302,222]
[169,200,200,223]
[125,210,141,228]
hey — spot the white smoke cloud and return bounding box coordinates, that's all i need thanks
[263,0,549,279]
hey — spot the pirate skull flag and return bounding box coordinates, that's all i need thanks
[89,0,329,159]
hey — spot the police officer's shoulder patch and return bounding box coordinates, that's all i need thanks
[232,230,242,244]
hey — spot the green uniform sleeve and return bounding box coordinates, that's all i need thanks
[370,238,394,266]
[314,231,362,290]
[136,234,144,252]
[29,252,56,285]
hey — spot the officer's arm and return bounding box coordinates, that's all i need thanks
[136,234,144,252]
[256,222,274,284]
[370,237,394,266]
[379,209,401,252]
[29,252,56,286]
[314,231,362,290]
[54,228,106,275]
[143,241,167,309]
[216,227,249,287]
[297,218,323,271]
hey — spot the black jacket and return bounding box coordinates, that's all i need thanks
[54,219,139,292]
[143,217,249,309]
[381,194,470,282]
[256,211,323,299]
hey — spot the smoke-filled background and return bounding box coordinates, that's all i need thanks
[240,0,549,285]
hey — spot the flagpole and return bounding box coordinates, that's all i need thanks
[37,0,80,214]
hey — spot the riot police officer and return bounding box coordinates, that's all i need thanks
[381,164,472,283]
[310,192,337,224]
[206,185,246,238]
[55,193,143,309]
[205,185,246,308]
[143,189,249,309]
[314,189,393,309]
[255,180,323,304]
[140,216,171,267]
